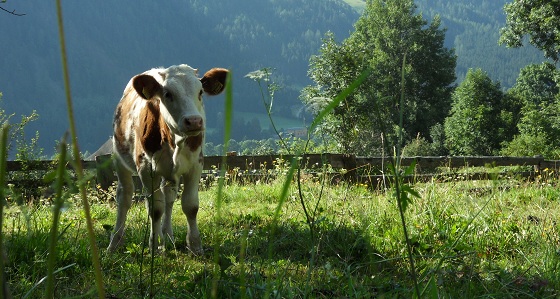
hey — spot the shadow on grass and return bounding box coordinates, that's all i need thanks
[169,212,559,298]
[2,200,559,298]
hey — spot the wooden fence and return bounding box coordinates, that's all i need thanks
[6,154,559,191]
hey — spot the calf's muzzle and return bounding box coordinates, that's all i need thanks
[183,115,204,133]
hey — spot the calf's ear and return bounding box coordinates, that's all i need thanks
[133,74,162,100]
[201,68,229,95]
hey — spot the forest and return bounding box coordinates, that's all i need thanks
[0,0,546,157]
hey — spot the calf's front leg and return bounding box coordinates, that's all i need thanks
[161,179,178,245]
[140,170,165,252]
[182,171,203,255]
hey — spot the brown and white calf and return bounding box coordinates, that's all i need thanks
[107,64,228,254]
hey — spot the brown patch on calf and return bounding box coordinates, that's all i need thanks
[113,90,136,154]
[159,110,174,148]
[113,105,126,151]
[137,100,174,155]
[186,132,203,152]
[135,151,145,167]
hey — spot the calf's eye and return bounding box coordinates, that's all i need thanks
[163,90,173,101]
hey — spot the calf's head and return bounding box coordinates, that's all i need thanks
[132,65,228,137]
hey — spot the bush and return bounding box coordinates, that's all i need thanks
[402,135,436,156]
[501,133,559,159]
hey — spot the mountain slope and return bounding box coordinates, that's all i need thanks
[0,0,357,154]
[0,0,546,155]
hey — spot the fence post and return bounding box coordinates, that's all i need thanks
[341,154,357,183]
[533,155,543,173]
[95,154,114,190]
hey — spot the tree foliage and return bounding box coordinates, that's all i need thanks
[302,0,456,155]
[502,62,560,158]
[500,0,560,61]
[0,92,43,160]
[444,69,519,156]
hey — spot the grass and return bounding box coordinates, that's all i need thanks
[2,173,560,298]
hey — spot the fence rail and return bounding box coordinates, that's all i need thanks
[6,154,559,191]
[7,154,560,189]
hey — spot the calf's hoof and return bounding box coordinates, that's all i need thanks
[107,243,120,253]
[107,234,124,253]
[188,246,204,256]
[187,238,203,256]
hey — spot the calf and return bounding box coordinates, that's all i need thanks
[107,64,228,254]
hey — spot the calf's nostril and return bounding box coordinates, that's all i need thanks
[184,116,203,131]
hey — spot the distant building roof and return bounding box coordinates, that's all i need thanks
[85,137,113,161]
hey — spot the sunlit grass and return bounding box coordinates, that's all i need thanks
[2,175,560,298]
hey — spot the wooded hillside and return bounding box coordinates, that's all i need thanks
[0,0,543,155]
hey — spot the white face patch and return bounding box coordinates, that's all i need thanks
[152,65,206,137]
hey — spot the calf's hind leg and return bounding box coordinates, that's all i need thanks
[107,161,134,252]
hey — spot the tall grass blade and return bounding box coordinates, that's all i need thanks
[272,158,297,224]
[238,227,248,299]
[396,53,407,161]
[264,156,297,299]
[55,1,105,298]
[0,123,11,299]
[45,135,69,298]
[212,71,233,298]
[23,263,76,299]
[392,52,421,298]
[222,72,234,154]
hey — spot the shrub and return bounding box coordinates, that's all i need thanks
[402,135,435,156]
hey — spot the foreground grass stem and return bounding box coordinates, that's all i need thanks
[44,136,68,298]
[0,123,10,299]
[55,1,105,297]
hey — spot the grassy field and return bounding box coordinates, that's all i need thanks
[20,2,559,298]
[2,169,560,298]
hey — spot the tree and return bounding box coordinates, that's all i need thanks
[0,92,43,160]
[500,0,560,61]
[502,62,560,158]
[0,0,26,16]
[508,62,560,108]
[302,0,456,155]
[444,69,519,156]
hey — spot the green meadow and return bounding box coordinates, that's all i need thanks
[3,171,560,298]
